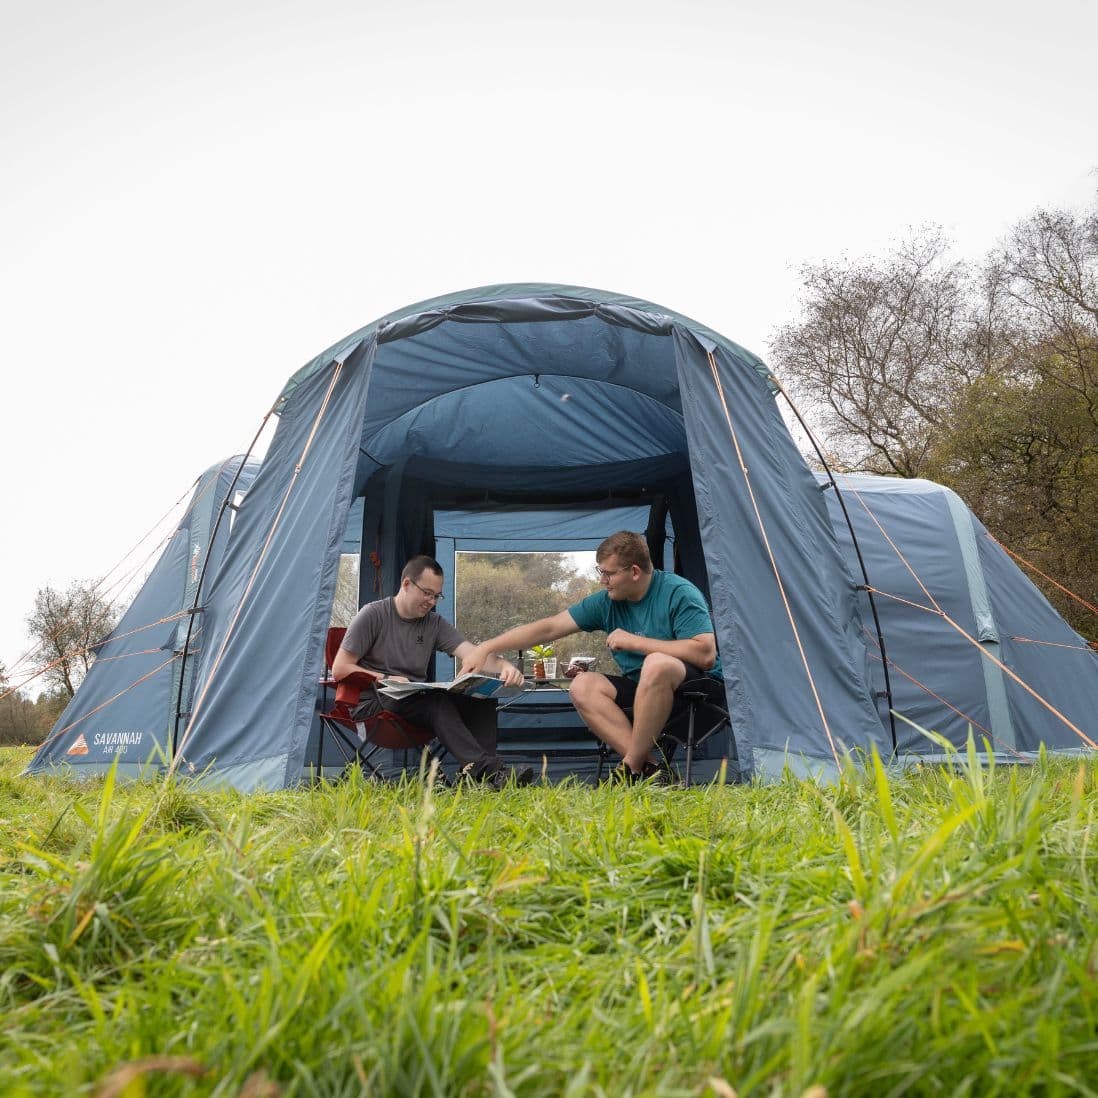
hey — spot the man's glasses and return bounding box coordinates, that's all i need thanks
[594,565,629,580]
[409,578,445,601]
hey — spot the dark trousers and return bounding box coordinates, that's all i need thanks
[353,689,499,770]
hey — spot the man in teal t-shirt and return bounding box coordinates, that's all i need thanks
[462,531,721,780]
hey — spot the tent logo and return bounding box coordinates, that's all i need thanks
[66,733,90,756]
[92,731,144,756]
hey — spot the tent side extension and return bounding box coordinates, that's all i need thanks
[26,284,1098,789]
[27,456,259,778]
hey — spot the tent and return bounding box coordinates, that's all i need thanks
[27,284,1098,788]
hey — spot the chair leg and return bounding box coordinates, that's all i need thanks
[596,740,609,781]
[319,717,387,782]
[683,701,697,787]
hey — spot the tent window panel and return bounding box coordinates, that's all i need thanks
[454,551,611,672]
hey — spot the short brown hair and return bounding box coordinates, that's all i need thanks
[401,555,443,584]
[596,531,652,573]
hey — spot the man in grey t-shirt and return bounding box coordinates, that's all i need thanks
[331,555,528,784]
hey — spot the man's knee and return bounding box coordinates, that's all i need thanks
[637,652,687,688]
[569,671,615,709]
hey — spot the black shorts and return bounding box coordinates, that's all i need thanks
[606,661,714,715]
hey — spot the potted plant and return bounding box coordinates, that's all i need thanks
[529,643,557,680]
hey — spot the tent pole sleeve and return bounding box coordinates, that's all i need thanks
[769,377,898,752]
[170,411,274,759]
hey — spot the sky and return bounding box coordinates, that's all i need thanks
[2,0,1095,684]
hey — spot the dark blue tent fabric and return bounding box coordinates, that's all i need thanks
[26,456,259,778]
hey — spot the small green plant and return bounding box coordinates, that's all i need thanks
[529,643,555,658]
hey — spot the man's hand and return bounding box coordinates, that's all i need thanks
[606,628,645,653]
[458,643,494,676]
[495,661,524,687]
[383,675,411,683]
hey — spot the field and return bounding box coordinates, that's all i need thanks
[1,744,1096,1097]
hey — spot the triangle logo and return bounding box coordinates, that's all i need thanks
[66,733,90,757]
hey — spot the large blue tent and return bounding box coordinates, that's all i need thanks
[27,284,1098,788]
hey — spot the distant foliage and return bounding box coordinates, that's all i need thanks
[455,553,608,670]
[330,554,362,626]
[0,662,65,746]
[771,193,1098,636]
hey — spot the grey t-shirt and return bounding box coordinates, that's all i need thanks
[341,597,465,681]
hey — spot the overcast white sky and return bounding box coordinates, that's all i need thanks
[2,0,1095,682]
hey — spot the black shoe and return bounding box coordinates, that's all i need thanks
[457,761,487,785]
[458,761,533,790]
[485,765,535,791]
[603,761,666,786]
[425,766,452,789]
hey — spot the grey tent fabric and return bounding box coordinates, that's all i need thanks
[27,284,1098,789]
[821,474,1098,758]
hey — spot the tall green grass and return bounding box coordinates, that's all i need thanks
[1,744,1095,1096]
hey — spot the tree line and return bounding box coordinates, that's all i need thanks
[0,582,118,746]
[770,191,1098,638]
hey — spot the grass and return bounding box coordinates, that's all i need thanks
[0,743,1096,1097]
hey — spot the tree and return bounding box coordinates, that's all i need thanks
[770,192,1098,637]
[770,228,980,477]
[931,201,1098,633]
[25,581,119,699]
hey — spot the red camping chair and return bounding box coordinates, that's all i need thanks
[316,626,438,780]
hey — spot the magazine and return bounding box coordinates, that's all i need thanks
[377,672,525,701]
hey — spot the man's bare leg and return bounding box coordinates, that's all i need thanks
[622,653,687,772]
[569,672,634,757]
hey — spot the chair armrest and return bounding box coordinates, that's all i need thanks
[333,668,382,708]
[338,669,381,689]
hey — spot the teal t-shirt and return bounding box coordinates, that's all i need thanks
[567,570,722,683]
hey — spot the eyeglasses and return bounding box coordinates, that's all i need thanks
[594,564,629,580]
[409,578,445,601]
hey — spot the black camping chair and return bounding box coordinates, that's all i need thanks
[658,677,736,786]
[594,676,737,786]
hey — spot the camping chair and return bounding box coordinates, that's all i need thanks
[594,676,737,786]
[316,627,440,781]
[658,677,736,786]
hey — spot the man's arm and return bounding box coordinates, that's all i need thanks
[605,629,717,671]
[459,610,580,675]
[452,641,524,686]
[331,645,397,683]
